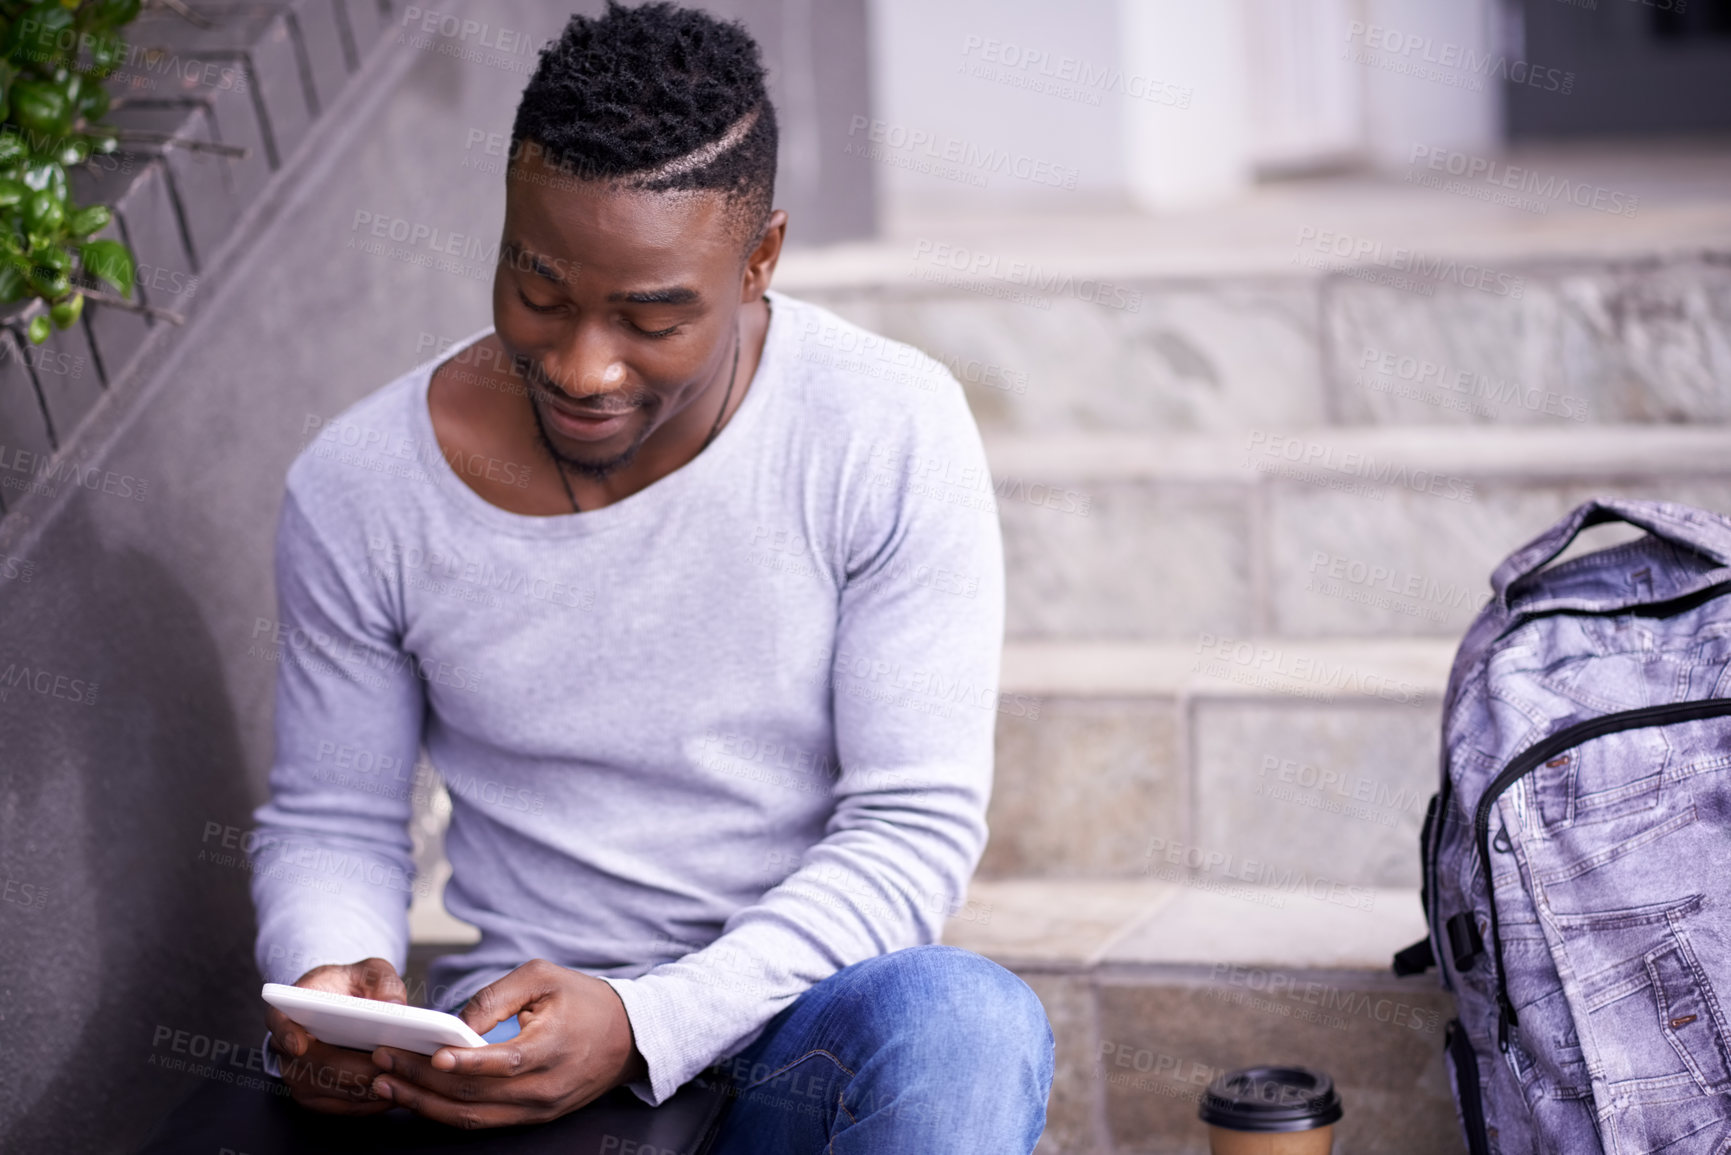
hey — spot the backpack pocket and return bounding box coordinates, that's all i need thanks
[1528,724,1672,833]
[1563,900,1731,1099]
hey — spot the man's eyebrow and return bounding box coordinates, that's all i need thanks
[501,240,568,284]
[607,286,702,306]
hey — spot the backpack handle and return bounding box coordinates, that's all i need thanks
[1491,498,1731,608]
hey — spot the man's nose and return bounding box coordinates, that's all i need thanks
[543,350,626,400]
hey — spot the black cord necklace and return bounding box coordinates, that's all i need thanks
[546,317,741,514]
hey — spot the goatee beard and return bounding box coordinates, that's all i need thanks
[527,391,644,481]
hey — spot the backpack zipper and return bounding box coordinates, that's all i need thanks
[1474,697,1731,1050]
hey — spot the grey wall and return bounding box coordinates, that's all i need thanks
[0,2,871,1150]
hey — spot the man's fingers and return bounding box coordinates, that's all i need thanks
[351,956,409,1004]
[372,1075,554,1129]
[459,959,560,1035]
[371,1044,549,1105]
[264,1007,309,1057]
[432,1038,537,1077]
[279,1041,388,1102]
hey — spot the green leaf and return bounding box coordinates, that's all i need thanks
[49,291,81,327]
[24,188,62,232]
[0,131,25,168]
[0,263,27,303]
[56,137,87,166]
[11,79,70,137]
[76,82,109,121]
[80,237,132,295]
[66,203,108,235]
[95,0,142,26]
[10,8,74,62]
[29,261,69,298]
[22,158,66,200]
[0,178,28,209]
[27,313,48,344]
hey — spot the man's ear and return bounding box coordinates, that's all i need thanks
[741,209,788,301]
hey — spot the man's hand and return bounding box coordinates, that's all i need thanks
[367,958,647,1129]
[266,957,409,1115]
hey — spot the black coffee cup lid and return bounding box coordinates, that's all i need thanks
[1198,1065,1343,1133]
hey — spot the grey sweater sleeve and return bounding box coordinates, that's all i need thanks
[247,484,424,987]
[599,396,1007,1105]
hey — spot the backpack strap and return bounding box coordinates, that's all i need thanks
[1492,498,1731,611]
[1392,937,1436,976]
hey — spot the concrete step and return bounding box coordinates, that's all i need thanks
[777,151,1731,436]
[786,250,1731,435]
[940,877,1461,1155]
[408,876,1462,1154]
[985,637,1452,889]
[980,424,1731,640]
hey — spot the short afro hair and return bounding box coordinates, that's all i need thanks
[510,1,779,259]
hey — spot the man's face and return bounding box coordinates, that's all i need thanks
[493,144,753,477]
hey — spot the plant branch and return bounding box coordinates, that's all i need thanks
[77,287,187,325]
[109,129,250,158]
[145,0,217,28]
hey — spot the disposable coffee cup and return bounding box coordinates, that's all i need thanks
[1198,1065,1342,1154]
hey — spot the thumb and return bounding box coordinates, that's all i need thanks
[458,959,558,1035]
[351,957,408,1005]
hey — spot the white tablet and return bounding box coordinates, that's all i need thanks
[261,983,489,1056]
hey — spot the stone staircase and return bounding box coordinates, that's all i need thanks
[407,153,1731,1153]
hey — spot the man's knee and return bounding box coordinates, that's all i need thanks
[844,945,1053,1063]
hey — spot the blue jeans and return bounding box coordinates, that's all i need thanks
[702,945,1053,1153]
[483,944,1052,1152]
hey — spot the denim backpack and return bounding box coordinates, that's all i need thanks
[1393,498,1731,1155]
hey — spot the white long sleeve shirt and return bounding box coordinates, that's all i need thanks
[248,289,1007,1105]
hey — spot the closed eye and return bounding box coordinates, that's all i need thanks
[517,287,561,314]
[631,321,681,339]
